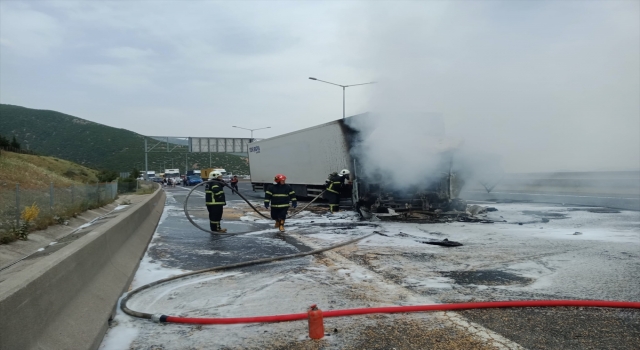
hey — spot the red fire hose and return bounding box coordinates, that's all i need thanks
[159,300,640,325]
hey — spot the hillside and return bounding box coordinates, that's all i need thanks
[0,150,115,244]
[0,104,250,174]
[0,151,100,189]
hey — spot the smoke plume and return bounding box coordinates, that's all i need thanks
[343,0,639,191]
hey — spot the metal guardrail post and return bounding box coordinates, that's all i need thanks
[50,182,54,213]
[15,184,20,228]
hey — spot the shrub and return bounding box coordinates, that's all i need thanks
[16,203,40,240]
[0,230,16,244]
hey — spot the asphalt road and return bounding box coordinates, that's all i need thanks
[151,182,310,270]
[123,185,639,349]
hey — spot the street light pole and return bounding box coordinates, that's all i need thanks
[144,138,148,180]
[309,77,376,119]
[232,126,271,142]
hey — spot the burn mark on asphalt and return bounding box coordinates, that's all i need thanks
[441,270,533,286]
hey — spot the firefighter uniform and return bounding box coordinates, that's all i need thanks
[265,183,297,230]
[205,180,226,231]
[325,172,345,213]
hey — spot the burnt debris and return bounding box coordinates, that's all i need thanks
[418,238,463,247]
[368,208,498,224]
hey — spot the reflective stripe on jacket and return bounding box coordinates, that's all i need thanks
[265,183,297,208]
[205,181,226,206]
[326,174,344,194]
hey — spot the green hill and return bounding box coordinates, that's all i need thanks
[0,104,249,175]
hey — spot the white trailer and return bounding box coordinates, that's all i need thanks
[248,119,355,197]
[164,168,182,184]
[248,114,464,214]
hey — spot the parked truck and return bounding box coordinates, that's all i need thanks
[164,168,181,184]
[248,114,465,216]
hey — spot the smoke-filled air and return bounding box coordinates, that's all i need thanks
[344,0,639,189]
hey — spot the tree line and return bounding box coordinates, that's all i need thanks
[0,133,22,149]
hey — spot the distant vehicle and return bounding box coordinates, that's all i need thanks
[146,171,156,179]
[221,175,232,182]
[185,175,203,186]
[151,177,163,183]
[164,168,181,184]
[186,170,201,177]
[201,168,227,180]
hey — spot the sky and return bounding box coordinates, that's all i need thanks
[1,0,638,173]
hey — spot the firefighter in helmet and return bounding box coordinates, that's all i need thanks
[205,171,227,233]
[325,169,350,213]
[264,174,297,232]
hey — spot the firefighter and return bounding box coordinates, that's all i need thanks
[230,175,239,194]
[205,171,227,233]
[264,174,297,232]
[325,169,350,213]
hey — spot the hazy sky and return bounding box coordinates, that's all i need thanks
[1,1,638,172]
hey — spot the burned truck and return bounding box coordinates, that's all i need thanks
[247,113,466,216]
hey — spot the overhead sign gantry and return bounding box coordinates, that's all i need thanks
[142,136,253,179]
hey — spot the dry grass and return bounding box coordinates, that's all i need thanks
[0,151,99,189]
[0,151,112,244]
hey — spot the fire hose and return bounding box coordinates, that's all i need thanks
[121,180,387,319]
[121,231,379,319]
[154,300,640,324]
[120,182,640,327]
[121,230,640,324]
[183,180,326,236]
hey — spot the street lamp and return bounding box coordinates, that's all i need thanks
[232,126,271,141]
[309,77,376,119]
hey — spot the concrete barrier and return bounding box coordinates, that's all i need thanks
[0,187,166,350]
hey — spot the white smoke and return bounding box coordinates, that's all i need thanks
[346,110,465,189]
[343,0,639,188]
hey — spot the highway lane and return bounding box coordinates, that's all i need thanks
[149,183,309,271]
[102,182,639,349]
